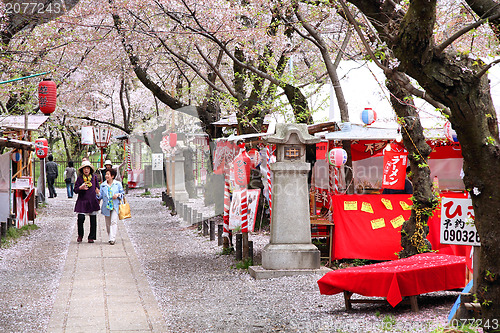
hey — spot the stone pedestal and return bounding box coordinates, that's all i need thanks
[261,162,320,270]
[174,152,189,202]
[251,123,322,279]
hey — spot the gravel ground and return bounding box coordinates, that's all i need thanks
[0,188,467,332]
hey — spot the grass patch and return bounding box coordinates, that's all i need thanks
[232,258,253,270]
[220,247,234,255]
[1,224,39,248]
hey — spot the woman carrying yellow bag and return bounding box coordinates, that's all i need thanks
[119,197,131,220]
[96,168,125,245]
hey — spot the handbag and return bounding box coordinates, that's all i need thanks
[65,177,72,184]
[118,197,131,220]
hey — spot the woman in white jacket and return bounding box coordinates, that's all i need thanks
[96,168,124,245]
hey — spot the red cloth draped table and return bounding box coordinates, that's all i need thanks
[317,253,466,308]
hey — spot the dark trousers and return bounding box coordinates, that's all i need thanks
[77,214,97,240]
[47,176,57,197]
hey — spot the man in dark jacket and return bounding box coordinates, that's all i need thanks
[46,154,59,198]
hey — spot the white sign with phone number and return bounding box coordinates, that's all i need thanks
[440,197,480,246]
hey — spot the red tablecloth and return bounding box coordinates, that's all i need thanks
[317,253,466,307]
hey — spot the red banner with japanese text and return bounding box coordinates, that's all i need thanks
[382,150,408,190]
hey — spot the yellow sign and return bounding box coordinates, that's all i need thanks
[344,201,358,210]
[391,215,406,228]
[371,218,385,230]
[400,201,412,210]
[361,202,374,213]
[381,198,393,210]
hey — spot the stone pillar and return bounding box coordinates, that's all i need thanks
[174,150,189,202]
[260,123,321,271]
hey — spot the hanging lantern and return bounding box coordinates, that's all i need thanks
[248,148,261,168]
[11,150,22,162]
[361,107,377,125]
[328,148,347,167]
[34,138,48,159]
[169,133,177,147]
[444,121,458,142]
[93,126,111,148]
[233,148,251,186]
[38,79,57,115]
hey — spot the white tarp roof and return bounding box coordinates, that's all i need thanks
[324,123,447,141]
[0,115,49,131]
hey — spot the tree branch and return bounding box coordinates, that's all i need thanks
[340,0,450,116]
[75,116,130,134]
[476,58,500,79]
[435,12,500,55]
[109,3,186,112]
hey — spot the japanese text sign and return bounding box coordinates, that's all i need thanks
[152,153,163,171]
[440,197,480,246]
[233,150,251,186]
[382,150,407,189]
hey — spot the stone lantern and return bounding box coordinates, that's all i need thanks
[250,123,327,278]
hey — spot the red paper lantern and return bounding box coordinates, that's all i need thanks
[38,79,57,115]
[34,138,48,159]
[233,150,251,186]
[169,133,177,147]
[328,148,347,167]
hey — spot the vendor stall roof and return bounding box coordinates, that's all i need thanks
[212,113,273,127]
[323,123,447,141]
[0,137,35,150]
[221,132,273,142]
[0,115,49,131]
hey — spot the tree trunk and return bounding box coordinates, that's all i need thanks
[386,78,436,258]
[347,0,500,326]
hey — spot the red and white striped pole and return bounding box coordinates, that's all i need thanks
[223,167,230,239]
[240,186,248,233]
[334,167,339,195]
[266,146,273,218]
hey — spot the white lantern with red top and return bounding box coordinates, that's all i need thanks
[328,148,348,167]
[93,127,112,168]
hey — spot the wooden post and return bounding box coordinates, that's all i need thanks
[217,224,223,246]
[248,240,253,263]
[242,233,249,260]
[210,220,215,241]
[235,233,242,260]
[203,218,209,236]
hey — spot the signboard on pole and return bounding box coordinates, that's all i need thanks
[440,197,480,246]
[152,153,163,171]
[81,126,94,145]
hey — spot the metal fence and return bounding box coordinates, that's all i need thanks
[32,158,124,187]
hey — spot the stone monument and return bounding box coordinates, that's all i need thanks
[249,123,330,279]
[173,140,189,202]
